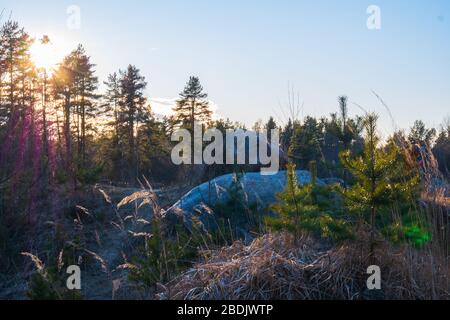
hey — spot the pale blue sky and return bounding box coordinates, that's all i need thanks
[2,0,450,136]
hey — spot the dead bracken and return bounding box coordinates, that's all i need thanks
[162,232,449,300]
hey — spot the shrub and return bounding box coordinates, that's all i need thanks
[266,162,352,242]
[212,172,263,243]
[23,252,83,300]
[340,113,423,255]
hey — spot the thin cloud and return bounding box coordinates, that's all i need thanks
[149,97,220,120]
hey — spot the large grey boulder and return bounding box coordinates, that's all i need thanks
[163,170,325,230]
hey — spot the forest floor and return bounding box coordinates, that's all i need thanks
[77,183,191,300]
[0,182,448,300]
[0,183,190,300]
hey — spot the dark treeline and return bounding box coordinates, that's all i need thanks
[1,20,449,270]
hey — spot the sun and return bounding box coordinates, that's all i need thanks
[30,41,57,72]
[29,34,73,73]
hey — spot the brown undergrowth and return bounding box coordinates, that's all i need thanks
[162,231,449,300]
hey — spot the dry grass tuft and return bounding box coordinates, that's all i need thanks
[20,252,45,274]
[163,232,449,300]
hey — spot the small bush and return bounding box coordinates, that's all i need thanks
[128,220,201,291]
[24,253,83,300]
[266,163,352,242]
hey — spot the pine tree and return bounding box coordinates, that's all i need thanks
[52,52,75,168]
[334,96,364,184]
[337,96,352,150]
[433,120,450,176]
[266,162,351,241]
[173,76,211,133]
[0,20,34,121]
[288,116,323,169]
[118,65,147,181]
[252,119,263,133]
[340,113,420,256]
[72,46,99,164]
[52,45,98,182]
[103,72,121,138]
[0,20,46,227]
[265,116,277,143]
[0,25,5,112]
[102,72,123,180]
[101,66,151,182]
[136,113,169,174]
[408,120,436,146]
[280,118,294,150]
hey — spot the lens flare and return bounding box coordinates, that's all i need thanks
[29,35,73,72]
